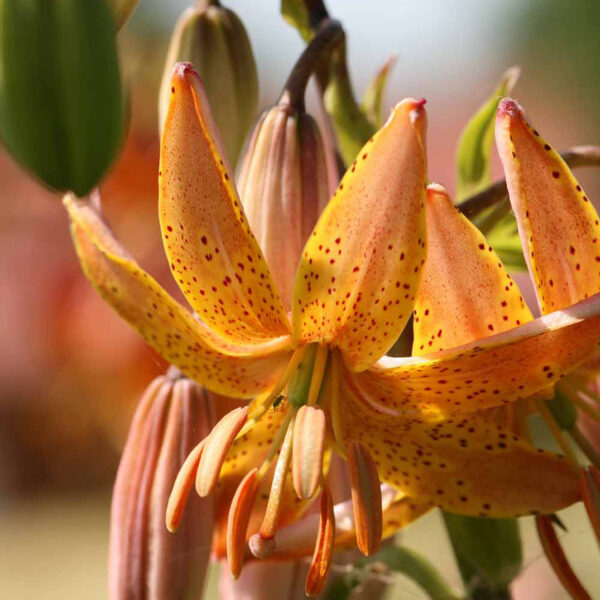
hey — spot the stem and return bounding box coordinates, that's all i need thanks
[279,19,343,111]
[459,146,600,219]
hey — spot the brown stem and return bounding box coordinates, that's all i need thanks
[459,145,600,219]
[279,20,343,111]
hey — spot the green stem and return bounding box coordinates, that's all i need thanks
[279,19,342,111]
[458,145,600,219]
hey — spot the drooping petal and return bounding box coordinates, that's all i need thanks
[292,98,428,371]
[337,375,580,517]
[65,194,292,399]
[496,98,600,313]
[357,292,600,418]
[413,184,532,355]
[159,63,291,344]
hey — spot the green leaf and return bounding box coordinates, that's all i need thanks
[443,513,522,596]
[369,545,463,600]
[456,67,520,202]
[0,0,124,197]
[361,56,396,128]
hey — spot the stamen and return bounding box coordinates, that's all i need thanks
[570,426,600,470]
[226,467,260,579]
[347,442,383,556]
[305,485,335,597]
[251,412,296,557]
[166,439,205,532]
[568,391,600,424]
[257,408,295,478]
[292,405,327,499]
[307,344,329,406]
[536,515,593,600]
[535,399,579,469]
[196,406,248,496]
[580,466,600,547]
[329,351,345,454]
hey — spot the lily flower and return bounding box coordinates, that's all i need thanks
[65,63,600,588]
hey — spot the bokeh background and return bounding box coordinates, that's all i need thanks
[1,1,599,598]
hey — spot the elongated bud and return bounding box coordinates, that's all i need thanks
[292,405,327,498]
[227,467,260,578]
[196,406,249,496]
[536,515,592,600]
[347,442,383,556]
[237,103,335,307]
[305,485,335,597]
[158,1,258,166]
[107,0,138,29]
[109,372,215,600]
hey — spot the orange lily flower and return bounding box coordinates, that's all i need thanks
[64,64,600,586]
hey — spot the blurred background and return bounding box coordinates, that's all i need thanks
[1,1,599,598]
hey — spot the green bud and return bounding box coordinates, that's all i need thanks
[0,0,124,197]
[158,1,259,167]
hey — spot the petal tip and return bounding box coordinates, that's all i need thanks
[497,97,523,120]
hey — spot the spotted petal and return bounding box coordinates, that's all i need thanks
[356,292,600,418]
[413,184,532,355]
[65,194,291,398]
[292,98,427,371]
[496,98,600,313]
[160,63,291,344]
[337,374,580,517]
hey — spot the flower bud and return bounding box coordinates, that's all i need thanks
[158,0,258,167]
[108,370,215,600]
[237,101,335,307]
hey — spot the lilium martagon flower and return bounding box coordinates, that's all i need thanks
[64,63,600,592]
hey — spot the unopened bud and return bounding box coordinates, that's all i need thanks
[237,102,335,307]
[108,371,215,600]
[158,0,258,167]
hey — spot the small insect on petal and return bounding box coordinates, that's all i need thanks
[196,406,248,497]
[227,467,260,579]
[581,466,600,546]
[166,439,205,532]
[347,442,383,556]
[305,485,335,598]
[536,515,592,600]
[292,405,327,499]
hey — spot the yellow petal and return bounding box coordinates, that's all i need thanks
[160,63,291,344]
[496,98,600,313]
[413,184,532,356]
[65,194,292,399]
[292,98,428,371]
[356,292,600,417]
[338,375,580,516]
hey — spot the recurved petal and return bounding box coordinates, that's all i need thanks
[337,376,581,517]
[160,63,291,344]
[413,184,532,356]
[292,98,427,371]
[357,292,600,418]
[496,98,600,313]
[65,194,292,399]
